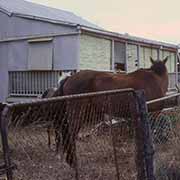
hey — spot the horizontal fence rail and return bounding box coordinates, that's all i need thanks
[0,89,155,180]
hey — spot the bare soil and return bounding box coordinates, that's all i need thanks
[0,125,137,180]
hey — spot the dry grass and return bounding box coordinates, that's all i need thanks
[2,110,180,180]
[0,123,137,180]
[4,109,180,180]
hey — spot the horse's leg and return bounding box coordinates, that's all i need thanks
[47,127,51,149]
[62,106,82,168]
[65,137,76,167]
[61,117,74,166]
[55,128,61,153]
[54,102,67,153]
[62,100,92,168]
[65,124,82,168]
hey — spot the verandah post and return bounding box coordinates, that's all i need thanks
[0,106,13,180]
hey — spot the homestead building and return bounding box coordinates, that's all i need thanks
[0,0,178,102]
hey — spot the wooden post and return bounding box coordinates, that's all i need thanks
[0,106,13,180]
[133,90,155,180]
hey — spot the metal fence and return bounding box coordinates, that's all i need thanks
[0,89,154,180]
[146,93,180,180]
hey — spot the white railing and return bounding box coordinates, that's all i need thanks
[8,70,75,97]
[168,72,177,89]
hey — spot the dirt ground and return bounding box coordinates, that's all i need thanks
[0,125,137,180]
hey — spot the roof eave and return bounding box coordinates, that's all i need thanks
[80,26,178,50]
[0,7,12,16]
[13,13,78,28]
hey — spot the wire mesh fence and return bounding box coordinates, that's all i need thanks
[147,93,180,180]
[0,89,155,180]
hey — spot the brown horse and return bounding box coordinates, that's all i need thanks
[45,57,169,167]
[63,57,168,101]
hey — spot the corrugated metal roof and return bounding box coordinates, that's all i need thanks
[0,0,101,29]
[0,0,177,49]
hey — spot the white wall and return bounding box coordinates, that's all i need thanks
[80,35,111,71]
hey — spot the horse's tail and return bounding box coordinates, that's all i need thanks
[40,75,69,150]
[56,75,78,167]
[51,74,77,167]
[49,75,70,153]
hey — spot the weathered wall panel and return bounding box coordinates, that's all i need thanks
[53,35,79,70]
[28,41,53,70]
[0,11,9,39]
[80,35,111,70]
[170,52,176,73]
[127,44,138,72]
[0,43,9,101]
[139,47,145,68]
[144,47,152,68]
[159,50,175,73]
[5,35,79,71]
[7,41,28,70]
[162,50,171,72]
[139,47,158,69]
[151,48,158,60]
[159,50,163,60]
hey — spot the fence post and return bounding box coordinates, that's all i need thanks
[0,106,13,180]
[133,90,155,180]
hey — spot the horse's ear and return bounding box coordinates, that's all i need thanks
[163,56,168,64]
[150,57,155,64]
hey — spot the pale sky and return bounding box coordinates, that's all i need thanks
[28,0,180,44]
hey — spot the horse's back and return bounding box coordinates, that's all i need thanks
[63,69,167,101]
[93,70,163,99]
[63,70,113,95]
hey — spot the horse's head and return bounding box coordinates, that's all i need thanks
[150,56,168,76]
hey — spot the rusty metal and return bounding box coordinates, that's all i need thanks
[6,88,134,109]
[0,89,156,180]
[108,97,120,180]
[134,90,155,180]
[147,93,180,105]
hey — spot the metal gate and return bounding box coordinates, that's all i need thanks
[0,89,155,180]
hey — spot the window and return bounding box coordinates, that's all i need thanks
[114,42,126,71]
[28,38,53,70]
[80,35,111,71]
